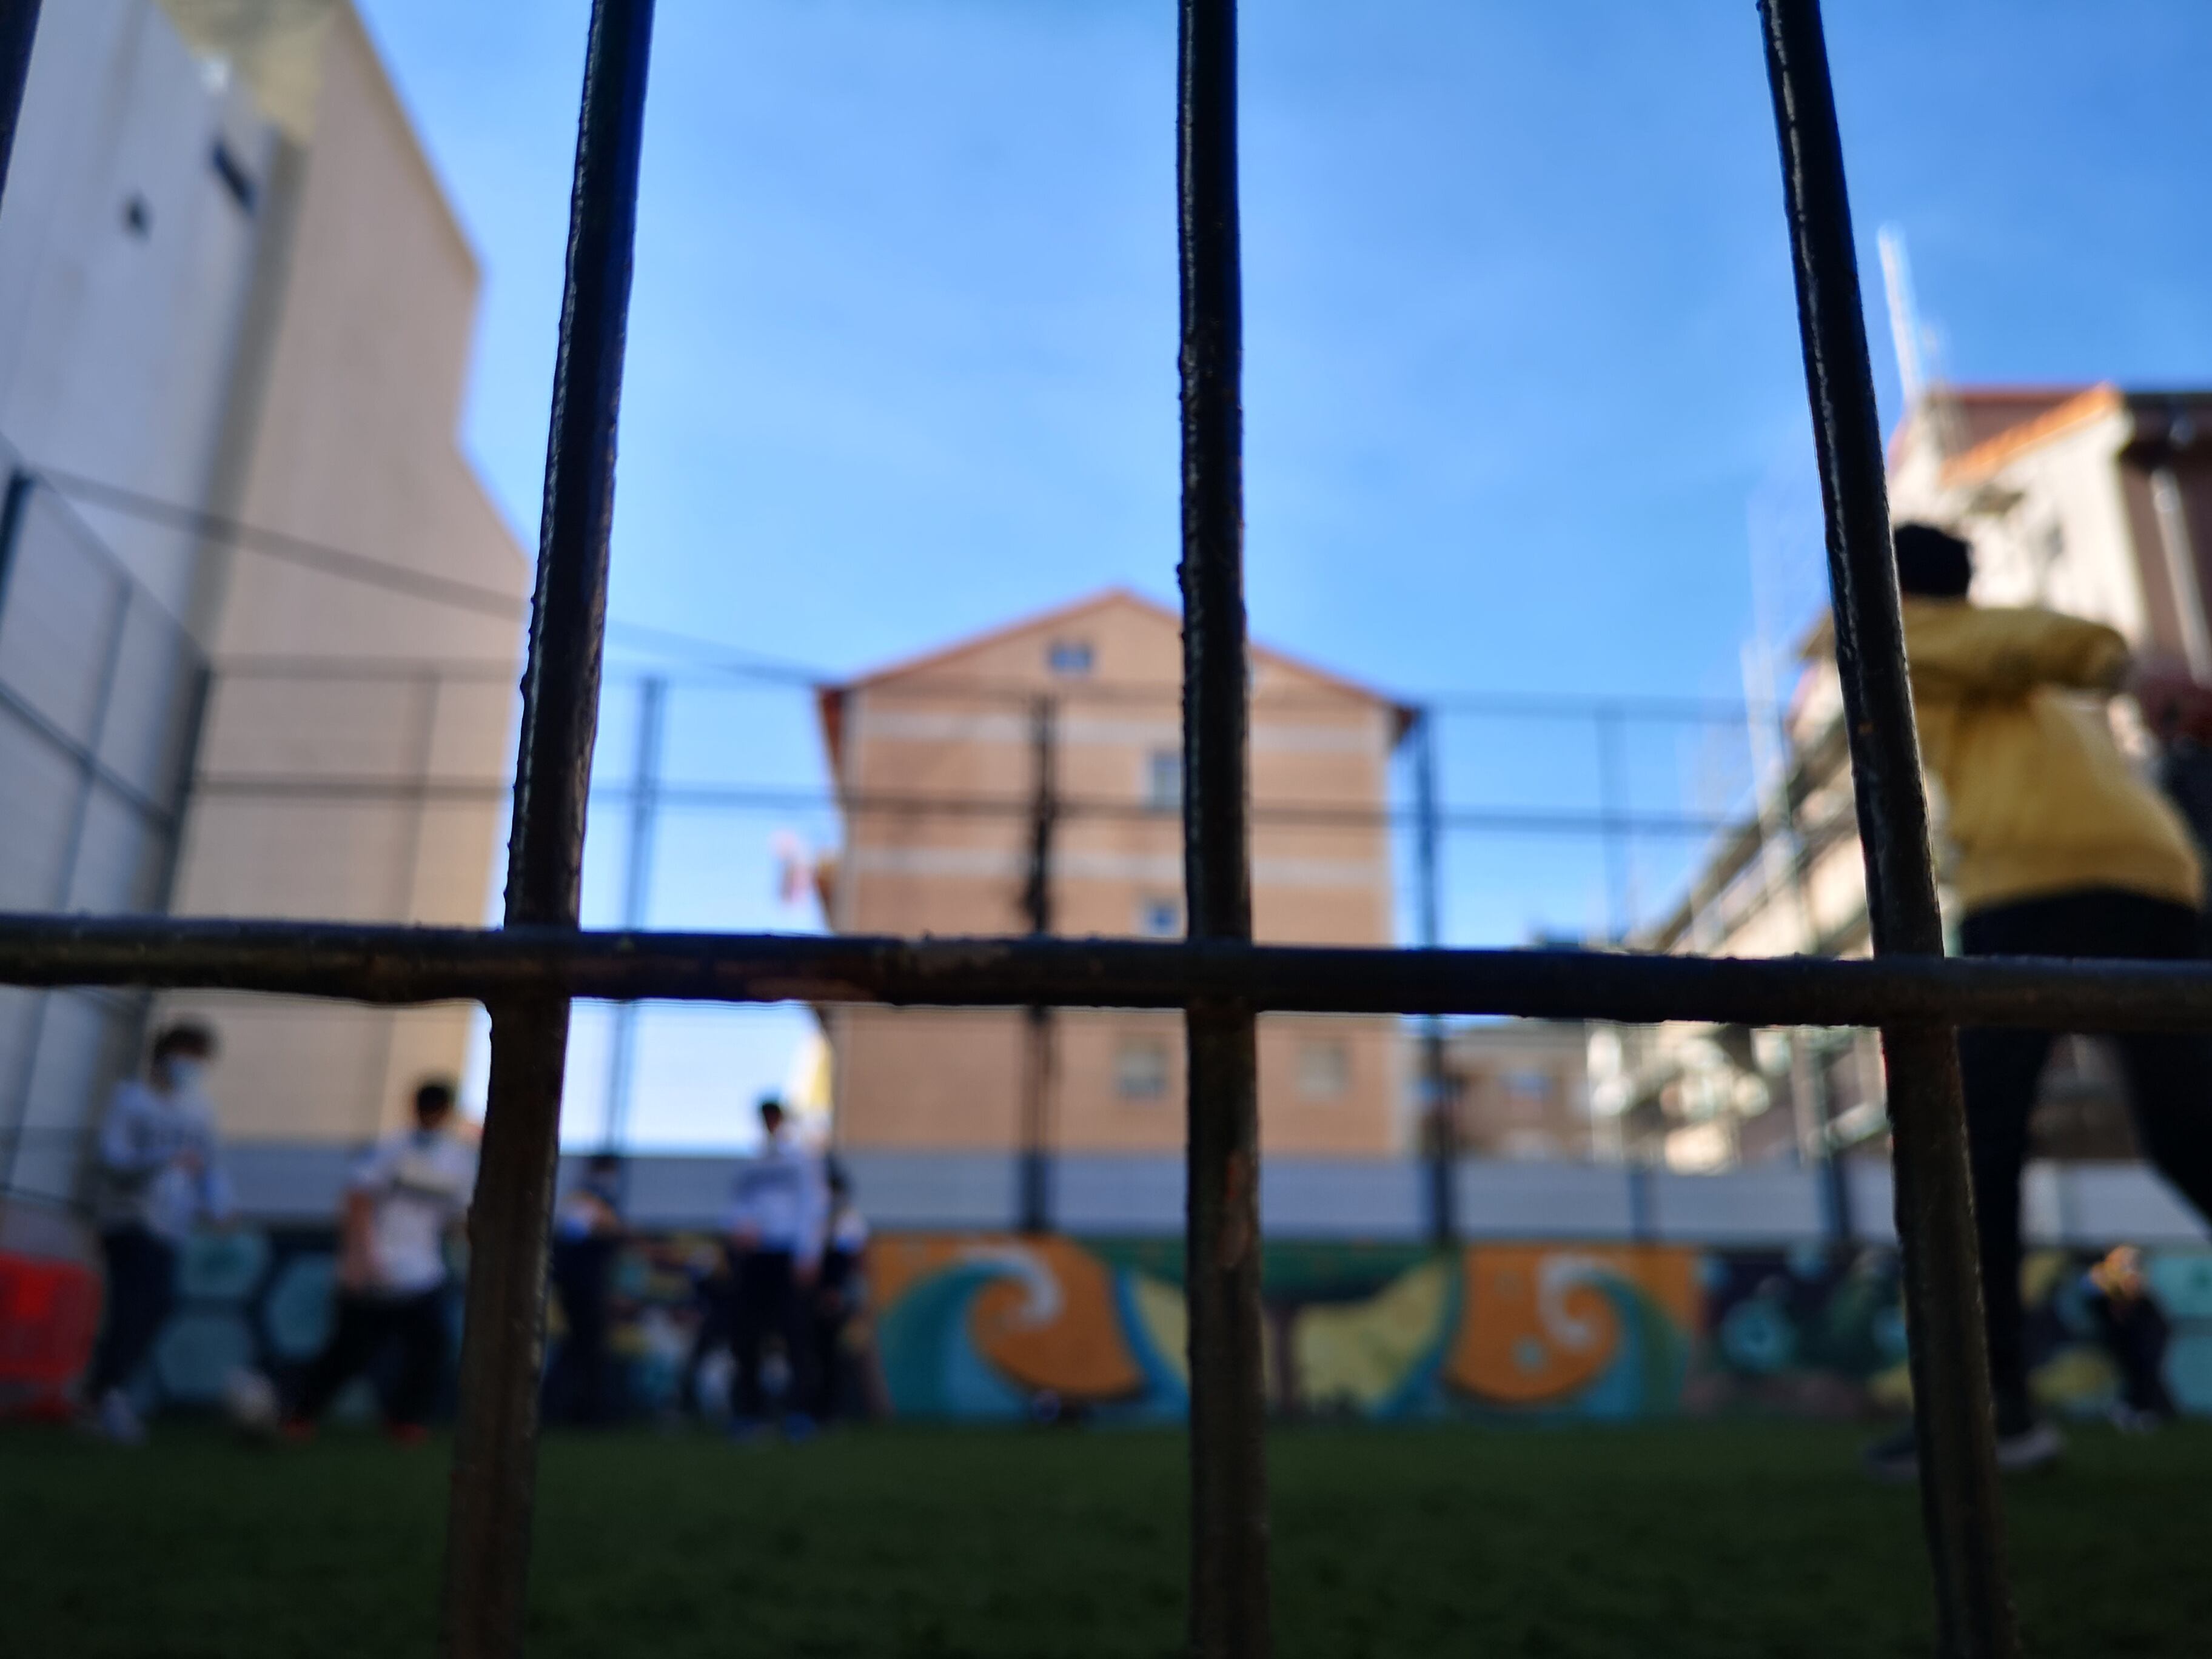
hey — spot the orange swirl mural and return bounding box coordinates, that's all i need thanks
[866,1237,1707,1421]
[1447,1247,1699,1412]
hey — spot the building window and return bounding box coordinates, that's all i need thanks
[1137,896,1182,938]
[1145,748,1181,812]
[1298,1039,1349,1101]
[1047,638,1093,677]
[1116,1036,1170,1101]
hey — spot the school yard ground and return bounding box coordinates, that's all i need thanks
[3,1419,2209,1657]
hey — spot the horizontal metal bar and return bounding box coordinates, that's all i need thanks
[8,913,2212,1031]
[206,657,1748,725]
[1425,691,1749,726]
[185,773,1737,837]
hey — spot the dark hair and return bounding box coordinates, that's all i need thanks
[415,1078,458,1120]
[758,1096,786,1121]
[586,1152,622,1177]
[1892,523,1973,599]
[151,1022,216,1064]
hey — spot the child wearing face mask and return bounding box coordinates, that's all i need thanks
[83,1021,230,1444]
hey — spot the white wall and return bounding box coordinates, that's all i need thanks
[0,0,273,623]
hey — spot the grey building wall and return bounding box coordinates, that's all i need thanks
[0,2,279,1207]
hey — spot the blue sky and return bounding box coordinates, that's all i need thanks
[354,0,2212,1144]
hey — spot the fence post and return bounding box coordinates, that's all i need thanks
[603,672,665,1153]
[1019,694,1057,1233]
[1178,0,1270,1653]
[1743,639,1854,1242]
[438,3,654,1656]
[0,468,37,1190]
[1757,4,2016,1655]
[1412,706,1456,1247]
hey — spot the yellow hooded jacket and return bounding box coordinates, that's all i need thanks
[1901,597,2202,914]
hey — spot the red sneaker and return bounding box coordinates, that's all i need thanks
[386,1423,431,1448]
[278,1420,315,1446]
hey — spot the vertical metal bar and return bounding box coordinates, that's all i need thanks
[1757,5,2016,1656]
[147,657,212,916]
[361,673,444,1138]
[1019,694,1056,1233]
[110,650,216,1195]
[1743,642,1852,1241]
[1597,703,1632,941]
[439,3,653,1655]
[1626,1159,1655,1244]
[1178,0,1269,1652]
[602,672,664,1153]
[0,470,42,1192]
[1412,707,1455,1247]
[0,530,129,1193]
[0,1,42,219]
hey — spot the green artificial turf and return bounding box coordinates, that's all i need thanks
[2,1420,2208,1657]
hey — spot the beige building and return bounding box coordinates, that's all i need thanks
[160,5,525,1144]
[0,0,523,1198]
[1439,1020,1592,1161]
[1630,382,2212,1168]
[819,589,1410,1156]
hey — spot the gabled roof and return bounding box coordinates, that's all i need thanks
[816,587,1416,774]
[836,586,1398,700]
[1937,384,2120,486]
[1896,383,2212,489]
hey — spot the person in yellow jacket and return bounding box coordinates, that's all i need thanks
[1865,523,2212,1478]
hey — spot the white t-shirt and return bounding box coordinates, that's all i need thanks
[726,1136,826,1268]
[93,1080,230,1244]
[351,1127,478,1296]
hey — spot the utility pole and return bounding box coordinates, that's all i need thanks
[1017,694,1057,1234]
[1411,706,1455,1248]
[602,674,665,1155]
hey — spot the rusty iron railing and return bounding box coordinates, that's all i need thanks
[1757,5,2012,1652]
[16,0,2201,1652]
[438,1,656,1652]
[1176,1,1270,1649]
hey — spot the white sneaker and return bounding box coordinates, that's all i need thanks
[1863,1411,2063,1481]
[95,1388,147,1446]
[1992,1416,2063,1473]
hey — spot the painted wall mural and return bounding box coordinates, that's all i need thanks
[9,1227,2211,1426]
[863,1235,2212,1424]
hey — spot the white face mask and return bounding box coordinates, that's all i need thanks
[162,1057,207,1094]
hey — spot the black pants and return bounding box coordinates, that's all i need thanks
[1959,889,2212,1413]
[86,1227,176,1398]
[813,1305,850,1423]
[730,1248,810,1423]
[291,1288,449,1428]
[549,1255,615,1427]
[679,1275,734,1416]
[2093,1293,2176,1418]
